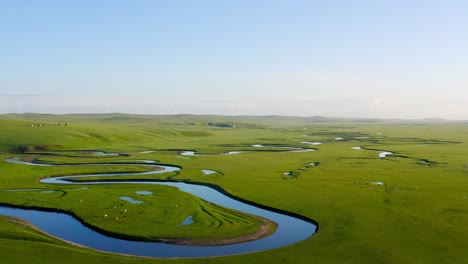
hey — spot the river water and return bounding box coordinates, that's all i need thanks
[0,158,317,258]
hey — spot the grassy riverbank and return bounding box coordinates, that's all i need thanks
[0,114,467,263]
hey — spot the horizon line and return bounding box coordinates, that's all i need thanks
[1,112,467,122]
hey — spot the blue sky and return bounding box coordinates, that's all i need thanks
[1,0,467,119]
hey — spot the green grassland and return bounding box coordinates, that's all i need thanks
[0,114,467,263]
[0,184,269,243]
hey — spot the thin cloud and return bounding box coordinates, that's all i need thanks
[370,98,395,107]
[0,93,61,98]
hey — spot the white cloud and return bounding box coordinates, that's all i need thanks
[369,98,395,108]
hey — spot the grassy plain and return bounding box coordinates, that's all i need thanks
[0,113,467,263]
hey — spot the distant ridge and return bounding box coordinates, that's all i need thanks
[0,113,464,124]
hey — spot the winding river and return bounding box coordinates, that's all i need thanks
[0,158,317,258]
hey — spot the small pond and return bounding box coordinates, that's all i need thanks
[379,151,393,158]
[178,215,194,226]
[301,141,322,145]
[120,196,143,204]
[180,151,196,156]
[202,169,217,175]
[224,151,242,155]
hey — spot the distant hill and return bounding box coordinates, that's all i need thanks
[0,113,464,125]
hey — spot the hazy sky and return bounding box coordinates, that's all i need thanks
[1,1,467,119]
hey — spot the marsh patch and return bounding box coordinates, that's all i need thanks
[224,151,242,155]
[301,141,322,145]
[120,197,144,204]
[135,191,153,196]
[139,150,156,154]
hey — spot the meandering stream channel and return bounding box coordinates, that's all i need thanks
[0,158,317,258]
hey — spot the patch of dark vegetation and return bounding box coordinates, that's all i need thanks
[301,132,371,137]
[441,208,468,214]
[354,182,417,193]
[217,144,248,148]
[14,145,48,154]
[417,159,439,166]
[283,171,300,179]
[88,133,110,143]
[177,131,213,137]
[217,144,313,152]
[421,139,461,144]
[347,159,372,165]
[375,137,461,144]
[206,122,236,128]
[166,171,181,180]
[157,149,197,154]
[282,162,320,180]
[21,149,131,158]
[99,116,150,123]
[27,122,68,127]
[360,147,392,152]
[340,157,373,160]
[352,140,381,144]
[355,147,444,166]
